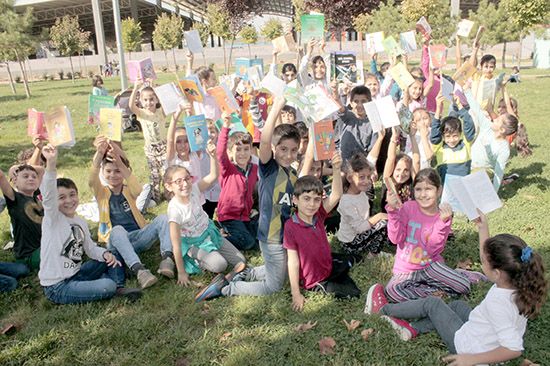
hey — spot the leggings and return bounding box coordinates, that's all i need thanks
[187,238,245,273]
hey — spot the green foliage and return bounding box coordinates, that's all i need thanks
[292,0,306,33]
[260,18,283,41]
[192,21,210,47]
[400,0,439,22]
[468,0,521,47]
[206,3,232,40]
[363,0,411,38]
[502,0,550,30]
[152,13,183,51]
[239,25,258,44]
[423,0,458,45]
[121,17,143,53]
[352,13,370,34]
[49,15,90,57]
[306,0,380,32]
[0,0,36,62]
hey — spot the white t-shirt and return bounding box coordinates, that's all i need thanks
[337,192,372,243]
[167,184,209,238]
[454,285,527,359]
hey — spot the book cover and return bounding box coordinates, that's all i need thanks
[429,44,447,69]
[399,31,418,54]
[452,62,478,87]
[331,51,357,82]
[44,106,75,147]
[457,19,474,38]
[154,82,185,115]
[184,114,208,152]
[363,96,400,133]
[88,95,115,125]
[416,16,432,37]
[365,32,385,54]
[179,75,205,103]
[388,62,415,91]
[251,58,264,75]
[99,108,122,142]
[208,85,239,114]
[481,79,496,106]
[300,14,325,42]
[441,76,454,101]
[260,72,286,97]
[214,113,248,135]
[272,33,297,53]
[235,58,252,79]
[127,58,157,82]
[301,85,339,123]
[27,108,48,139]
[127,60,141,83]
[382,36,404,58]
[313,119,335,161]
[184,30,203,54]
[247,65,263,90]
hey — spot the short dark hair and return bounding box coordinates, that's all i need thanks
[413,168,441,190]
[441,116,462,135]
[380,62,390,72]
[293,121,308,139]
[92,74,104,87]
[282,105,297,117]
[194,66,215,83]
[294,175,324,197]
[57,177,78,193]
[228,131,253,150]
[14,164,37,175]
[272,123,300,146]
[311,55,325,66]
[480,54,496,66]
[282,63,297,74]
[350,85,371,102]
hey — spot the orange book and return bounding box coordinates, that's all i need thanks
[313,119,335,161]
[44,106,75,147]
[207,86,239,114]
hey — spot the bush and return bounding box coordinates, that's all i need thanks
[58,70,64,80]
[66,71,73,79]
[88,70,95,78]
[48,74,55,81]
[15,76,22,83]
[42,73,49,81]
[74,71,81,79]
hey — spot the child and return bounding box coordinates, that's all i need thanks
[89,138,172,289]
[197,119,221,218]
[370,53,390,83]
[508,66,520,83]
[285,157,361,312]
[195,96,299,300]
[407,108,432,169]
[299,38,329,89]
[384,168,471,302]
[0,262,28,292]
[337,153,388,257]
[365,212,548,366]
[164,156,246,287]
[129,80,167,204]
[281,105,297,124]
[497,84,532,157]
[216,113,259,251]
[165,103,201,179]
[92,75,108,96]
[39,145,140,304]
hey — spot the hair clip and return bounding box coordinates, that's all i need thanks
[520,246,532,263]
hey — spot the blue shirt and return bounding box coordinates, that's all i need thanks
[109,192,139,232]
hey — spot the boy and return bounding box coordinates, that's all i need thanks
[216,113,259,251]
[196,96,300,300]
[39,145,140,304]
[280,105,297,124]
[0,197,29,292]
[89,137,172,289]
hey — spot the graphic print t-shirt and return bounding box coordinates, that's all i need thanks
[6,191,43,258]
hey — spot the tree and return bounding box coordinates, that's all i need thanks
[192,21,210,47]
[50,15,90,83]
[152,13,183,71]
[362,0,411,38]
[121,17,143,59]
[239,25,258,58]
[400,0,457,44]
[261,18,283,41]
[206,2,233,73]
[400,0,440,23]
[292,0,306,35]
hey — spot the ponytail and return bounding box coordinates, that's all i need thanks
[514,123,532,157]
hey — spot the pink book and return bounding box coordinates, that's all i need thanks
[127,58,157,82]
[429,44,447,69]
[27,108,48,139]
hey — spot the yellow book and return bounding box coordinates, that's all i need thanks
[99,108,122,142]
[44,106,75,147]
[389,62,415,91]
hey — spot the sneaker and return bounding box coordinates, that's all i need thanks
[115,287,142,302]
[225,262,246,282]
[455,268,488,284]
[381,316,418,341]
[231,267,251,282]
[195,274,228,303]
[157,257,175,278]
[137,269,158,289]
[364,283,388,314]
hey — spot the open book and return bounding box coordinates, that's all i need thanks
[184,30,203,54]
[443,170,502,220]
[382,36,404,58]
[260,72,286,97]
[127,58,157,83]
[441,76,454,101]
[44,106,75,148]
[154,82,185,115]
[365,32,385,54]
[313,119,335,161]
[452,62,478,87]
[184,114,208,152]
[389,62,415,91]
[179,75,205,103]
[300,13,325,42]
[363,96,400,133]
[301,85,340,124]
[235,58,264,79]
[99,108,122,142]
[88,95,115,125]
[27,108,47,139]
[272,34,297,53]
[416,16,432,37]
[399,31,417,54]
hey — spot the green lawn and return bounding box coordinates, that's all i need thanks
[0,70,549,365]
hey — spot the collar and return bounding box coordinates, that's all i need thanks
[291,212,318,228]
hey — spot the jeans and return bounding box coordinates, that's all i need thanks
[311,253,361,299]
[219,218,258,250]
[108,215,172,269]
[0,262,29,292]
[43,260,121,304]
[223,241,287,296]
[381,296,472,353]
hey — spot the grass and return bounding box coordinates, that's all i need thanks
[1,69,550,365]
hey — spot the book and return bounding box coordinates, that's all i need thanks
[480,79,496,106]
[88,95,116,125]
[184,114,208,152]
[456,19,474,38]
[99,108,122,142]
[416,16,432,37]
[429,44,447,69]
[363,96,400,133]
[382,36,404,58]
[154,82,185,115]
[443,170,502,220]
[247,65,263,90]
[127,58,157,83]
[441,76,454,101]
[301,85,340,123]
[355,60,365,85]
[179,75,205,103]
[234,58,264,80]
[384,177,402,207]
[300,13,325,42]
[399,31,418,54]
[364,32,385,54]
[331,51,358,82]
[214,113,248,135]
[452,62,478,87]
[260,72,286,97]
[184,30,203,54]
[272,33,297,53]
[388,62,415,91]
[27,108,47,139]
[44,106,75,148]
[313,119,335,161]
[207,85,239,114]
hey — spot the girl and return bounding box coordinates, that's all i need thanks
[337,152,388,257]
[497,84,532,157]
[129,80,166,205]
[92,75,108,96]
[298,38,329,89]
[384,168,471,302]
[165,103,201,180]
[164,148,245,287]
[187,52,222,121]
[366,212,548,366]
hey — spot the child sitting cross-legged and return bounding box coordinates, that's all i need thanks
[285,153,361,312]
[39,145,140,304]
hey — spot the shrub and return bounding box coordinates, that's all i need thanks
[42,72,49,81]
[74,71,81,78]
[88,70,95,78]
[58,70,64,80]
[15,76,22,83]
[48,74,55,81]
[66,71,73,79]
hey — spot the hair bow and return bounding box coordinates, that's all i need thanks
[520,246,532,263]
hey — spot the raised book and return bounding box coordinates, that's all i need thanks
[154,82,185,115]
[184,30,203,54]
[27,108,48,139]
[313,119,335,161]
[127,58,157,83]
[300,13,325,42]
[389,62,415,91]
[363,96,400,133]
[399,31,417,54]
[184,114,208,152]
[179,75,205,103]
[44,106,75,148]
[88,95,115,125]
[99,108,122,142]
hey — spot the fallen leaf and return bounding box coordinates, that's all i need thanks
[192,280,205,288]
[318,337,336,355]
[456,259,473,270]
[219,331,232,342]
[175,357,191,366]
[342,319,361,332]
[520,359,540,366]
[0,323,16,336]
[361,328,375,341]
[295,320,317,333]
[200,303,210,315]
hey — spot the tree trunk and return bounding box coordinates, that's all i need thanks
[164,50,169,69]
[82,51,88,77]
[14,50,31,98]
[78,53,83,73]
[227,38,235,73]
[359,32,365,62]
[26,58,33,83]
[69,55,75,83]
[5,62,17,94]
[172,48,177,71]
[516,35,522,69]
[222,40,227,73]
[338,30,343,51]
[501,41,507,68]
[247,44,251,58]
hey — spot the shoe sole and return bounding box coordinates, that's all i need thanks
[139,276,158,289]
[364,284,381,314]
[157,268,175,279]
[381,316,412,341]
[195,274,224,302]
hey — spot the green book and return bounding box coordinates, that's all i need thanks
[382,36,404,58]
[300,14,325,43]
[88,94,115,124]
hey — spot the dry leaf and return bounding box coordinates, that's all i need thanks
[318,337,336,355]
[361,328,375,341]
[219,331,232,342]
[295,320,317,333]
[200,303,210,315]
[343,319,361,332]
[192,280,205,288]
[520,359,540,366]
[456,259,473,270]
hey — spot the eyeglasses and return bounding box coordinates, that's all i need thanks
[169,176,192,186]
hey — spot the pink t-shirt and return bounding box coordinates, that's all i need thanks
[283,205,332,289]
[386,200,452,274]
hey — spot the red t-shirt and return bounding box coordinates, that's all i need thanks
[283,205,332,289]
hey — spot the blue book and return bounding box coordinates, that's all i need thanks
[235,58,264,80]
[184,114,208,152]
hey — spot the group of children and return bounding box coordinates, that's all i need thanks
[0,24,547,365]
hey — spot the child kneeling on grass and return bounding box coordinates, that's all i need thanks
[39,145,140,304]
[365,211,547,366]
[285,155,361,312]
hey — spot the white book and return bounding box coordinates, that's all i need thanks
[363,95,400,133]
[441,76,454,101]
[481,79,496,106]
[457,19,474,38]
[364,32,385,54]
[399,31,417,54]
[154,82,185,115]
[247,65,263,90]
[445,170,502,220]
[184,30,203,54]
[260,72,286,97]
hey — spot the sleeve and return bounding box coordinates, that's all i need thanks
[167,201,182,225]
[370,59,382,81]
[458,107,476,142]
[216,126,232,178]
[421,44,429,79]
[298,55,311,86]
[338,198,371,233]
[430,117,443,144]
[82,220,107,261]
[493,146,510,192]
[380,74,394,97]
[486,293,525,351]
[125,173,143,199]
[249,97,265,129]
[269,63,277,76]
[282,223,298,250]
[385,204,407,247]
[465,89,490,133]
[40,170,59,215]
[259,155,277,179]
[425,216,452,257]
[390,83,402,102]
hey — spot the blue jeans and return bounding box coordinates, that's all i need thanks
[219,218,258,250]
[0,262,29,292]
[108,215,172,269]
[43,260,121,304]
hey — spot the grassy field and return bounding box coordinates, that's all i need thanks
[0,69,549,366]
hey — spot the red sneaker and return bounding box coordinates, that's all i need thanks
[364,283,388,314]
[381,316,418,341]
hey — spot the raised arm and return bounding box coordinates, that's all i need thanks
[423,67,434,97]
[367,128,386,167]
[197,141,219,192]
[383,127,400,179]
[323,152,343,213]
[129,80,142,115]
[259,96,286,164]
[185,52,194,77]
[0,168,15,201]
[430,95,445,144]
[408,125,420,177]
[469,26,485,67]
[455,36,462,70]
